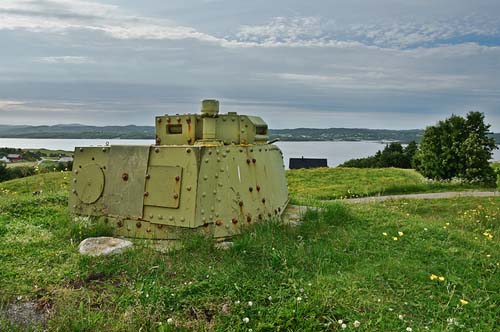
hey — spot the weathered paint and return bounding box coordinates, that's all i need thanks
[69,100,289,239]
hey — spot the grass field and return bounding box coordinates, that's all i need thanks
[0,171,498,331]
[287,167,495,204]
[5,161,38,169]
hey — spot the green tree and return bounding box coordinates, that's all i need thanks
[416,112,497,184]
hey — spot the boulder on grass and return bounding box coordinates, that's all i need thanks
[79,237,133,256]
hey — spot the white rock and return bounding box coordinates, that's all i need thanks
[79,237,133,256]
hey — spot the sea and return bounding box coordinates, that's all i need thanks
[0,138,499,169]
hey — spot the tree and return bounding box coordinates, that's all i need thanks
[415,112,497,184]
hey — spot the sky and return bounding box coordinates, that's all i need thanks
[0,0,499,130]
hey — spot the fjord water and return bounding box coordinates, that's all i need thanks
[0,138,499,168]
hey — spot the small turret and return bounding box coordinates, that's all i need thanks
[155,99,269,146]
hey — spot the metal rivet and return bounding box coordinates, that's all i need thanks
[155,148,160,153]
[145,174,150,180]
[187,186,192,191]
[79,148,84,152]
[186,148,192,153]
[239,201,243,207]
[144,192,149,197]
[136,222,141,228]
[232,218,238,224]
[246,159,251,164]
[247,215,252,223]
[252,158,256,163]
[146,228,151,233]
[216,220,222,226]
[173,193,179,199]
[256,185,261,191]
[175,176,180,181]
[262,198,266,204]
[249,187,253,192]
[169,216,174,221]
[117,220,123,227]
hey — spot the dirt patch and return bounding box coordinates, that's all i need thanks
[68,271,108,289]
[0,300,50,330]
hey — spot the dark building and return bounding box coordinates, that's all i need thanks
[289,157,328,169]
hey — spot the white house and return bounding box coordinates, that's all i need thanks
[0,156,11,163]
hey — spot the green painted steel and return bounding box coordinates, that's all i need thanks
[69,100,289,239]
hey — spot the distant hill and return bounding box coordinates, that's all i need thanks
[0,124,154,139]
[0,124,498,144]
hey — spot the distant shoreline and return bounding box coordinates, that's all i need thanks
[0,125,498,144]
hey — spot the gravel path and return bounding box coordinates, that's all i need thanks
[336,191,499,203]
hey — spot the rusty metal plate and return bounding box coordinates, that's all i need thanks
[75,163,105,204]
[144,166,183,208]
[102,146,150,218]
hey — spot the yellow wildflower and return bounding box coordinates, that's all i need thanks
[398,231,404,236]
[438,276,445,282]
[430,274,438,280]
[459,299,469,305]
[392,237,398,241]
[383,232,388,236]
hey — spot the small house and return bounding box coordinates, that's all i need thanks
[289,157,328,169]
[7,154,22,162]
[0,156,11,163]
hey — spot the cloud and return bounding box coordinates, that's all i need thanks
[0,99,25,108]
[35,56,94,64]
[0,0,221,43]
[232,15,500,49]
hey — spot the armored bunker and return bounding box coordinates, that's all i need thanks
[69,100,289,239]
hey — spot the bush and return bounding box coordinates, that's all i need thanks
[340,141,418,168]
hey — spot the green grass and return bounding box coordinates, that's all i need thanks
[286,167,494,204]
[0,172,498,331]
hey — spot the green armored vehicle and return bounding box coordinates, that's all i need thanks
[69,100,289,239]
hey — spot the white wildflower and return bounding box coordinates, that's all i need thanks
[243,317,250,324]
[353,320,360,327]
[248,301,253,307]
